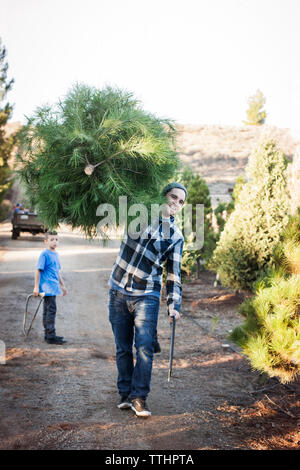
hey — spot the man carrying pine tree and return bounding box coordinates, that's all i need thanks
[108,182,187,418]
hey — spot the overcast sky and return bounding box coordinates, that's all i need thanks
[1,0,300,129]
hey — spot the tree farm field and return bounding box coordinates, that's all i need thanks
[0,222,299,450]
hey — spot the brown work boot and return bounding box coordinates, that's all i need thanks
[131,398,151,418]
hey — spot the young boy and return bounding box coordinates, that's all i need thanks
[33,231,67,345]
[108,182,187,418]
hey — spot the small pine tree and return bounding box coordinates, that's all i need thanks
[243,89,267,126]
[0,38,15,218]
[210,140,290,290]
[177,166,216,277]
[230,209,300,383]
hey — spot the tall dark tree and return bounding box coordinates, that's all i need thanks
[0,38,15,211]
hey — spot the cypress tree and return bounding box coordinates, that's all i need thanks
[210,140,290,290]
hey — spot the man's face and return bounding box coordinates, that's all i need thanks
[163,188,186,217]
[45,235,58,250]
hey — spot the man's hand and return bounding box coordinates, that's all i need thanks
[62,286,67,296]
[168,304,180,323]
[33,287,39,297]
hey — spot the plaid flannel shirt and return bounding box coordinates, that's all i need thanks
[108,215,184,312]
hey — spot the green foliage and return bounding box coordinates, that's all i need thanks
[180,247,198,278]
[16,83,180,236]
[0,38,15,214]
[175,165,216,278]
[243,89,267,126]
[213,176,245,233]
[178,170,245,279]
[210,141,290,290]
[176,165,195,189]
[231,175,246,204]
[213,201,233,233]
[230,210,300,383]
[188,172,216,262]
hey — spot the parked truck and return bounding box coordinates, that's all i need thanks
[11,212,47,239]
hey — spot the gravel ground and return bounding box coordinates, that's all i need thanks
[0,222,299,450]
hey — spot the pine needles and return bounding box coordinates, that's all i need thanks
[16,84,180,236]
[230,209,300,383]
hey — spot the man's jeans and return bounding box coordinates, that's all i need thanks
[108,288,160,400]
[43,296,57,339]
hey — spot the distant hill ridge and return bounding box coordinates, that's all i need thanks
[176,124,298,206]
[5,122,298,207]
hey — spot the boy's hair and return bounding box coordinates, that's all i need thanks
[45,230,58,239]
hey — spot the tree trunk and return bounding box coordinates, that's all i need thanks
[197,258,201,279]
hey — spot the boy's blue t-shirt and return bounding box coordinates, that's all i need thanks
[37,249,61,296]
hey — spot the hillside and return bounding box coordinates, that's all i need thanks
[176,124,297,206]
[4,122,298,208]
[4,121,22,137]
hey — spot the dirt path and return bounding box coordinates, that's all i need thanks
[0,222,299,450]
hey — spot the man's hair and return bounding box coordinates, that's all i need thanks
[45,230,58,239]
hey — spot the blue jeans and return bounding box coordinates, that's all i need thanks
[43,295,57,339]
[108,288,160,400]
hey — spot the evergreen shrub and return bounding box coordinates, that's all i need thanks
[210,141,290,290]
[230,209,300,383]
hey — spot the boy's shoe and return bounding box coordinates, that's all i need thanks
[46,336,67,345]
[117,396,132,409]
[154,341,161,354]
[45,335,64,341]
[131,398,151,418]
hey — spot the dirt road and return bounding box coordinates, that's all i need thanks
[0,222,299,450]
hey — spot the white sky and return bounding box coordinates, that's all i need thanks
[1,0,300,128]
